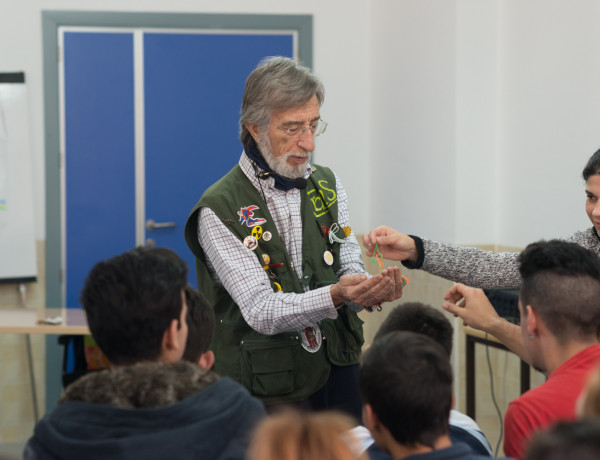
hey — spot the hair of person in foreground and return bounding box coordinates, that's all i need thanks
[181,285,216,369]
[524,419,600,460]
[80,246,188,366]
[246,409,367,460]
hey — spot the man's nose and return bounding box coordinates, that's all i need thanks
[296,129,315,151]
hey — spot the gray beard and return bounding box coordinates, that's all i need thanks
[257,131,311,179]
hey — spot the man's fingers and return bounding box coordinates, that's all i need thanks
[444,283,467,302]
[352,276,393,305]
[340,273,368,286]
[442,302,466,319]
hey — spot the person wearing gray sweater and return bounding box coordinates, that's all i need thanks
[363,148,600,363]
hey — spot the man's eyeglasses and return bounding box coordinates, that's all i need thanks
[274,119,328,140]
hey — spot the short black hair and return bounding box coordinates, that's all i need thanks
[182,286,216,363]
[359,331,452,448]
[525,420,600,460]
[582,148,600,181]
[80,247,188,366]
[518,240,600,343]
[374,302,453,356]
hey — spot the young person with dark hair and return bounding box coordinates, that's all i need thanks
[364,148,600,363]
[373,302,454,353]
[444,240,600,459]
[359,332,505,460]
[354,302,492,457]
[524,420,600,460]
[24,247,265,460]
[182,285,216,369]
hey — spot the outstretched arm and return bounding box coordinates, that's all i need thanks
[442,283,528,363]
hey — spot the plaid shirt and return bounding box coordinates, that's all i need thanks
[197,152,367,335]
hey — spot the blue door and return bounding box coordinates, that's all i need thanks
[62,29,294,307]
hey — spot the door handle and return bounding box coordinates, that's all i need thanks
[146,219,176,231]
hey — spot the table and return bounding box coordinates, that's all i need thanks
[0,308,90,420]
[464,326,530,419]
[0,308,89,335]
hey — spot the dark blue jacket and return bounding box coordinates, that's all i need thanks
[24,365,265,460]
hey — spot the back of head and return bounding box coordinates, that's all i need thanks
[80,247,188,366]
[518,240,600,343]
[246,410,364,460]
[374,302,453,356]
[359,331,452,448]
[239,56,324,149]
[182,285,215,363]
[582,147,600,181]
[525,420,600,460]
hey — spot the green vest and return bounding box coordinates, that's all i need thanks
[185,164,364,404]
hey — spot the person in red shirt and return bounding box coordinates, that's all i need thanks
[445,240,600,459]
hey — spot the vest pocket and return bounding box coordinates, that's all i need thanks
[321,307,365,365]
[240,336,298,397]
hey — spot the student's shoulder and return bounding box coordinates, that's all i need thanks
[205,377,266,410]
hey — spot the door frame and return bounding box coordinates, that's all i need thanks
[42,10,312,411]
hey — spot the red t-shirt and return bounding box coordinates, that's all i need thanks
[504,344,600,459]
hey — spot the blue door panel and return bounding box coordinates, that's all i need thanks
[64,30,294,302]
[143,33,294,284]
[64,32,136,308]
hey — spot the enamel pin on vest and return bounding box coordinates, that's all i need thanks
[243,235,258,251]
[300,323,322,353]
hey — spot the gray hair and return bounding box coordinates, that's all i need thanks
[239,56,325,149]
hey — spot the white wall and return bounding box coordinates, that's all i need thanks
[370,0,458,243]
[2,0,600,247]
[0,0,372,240]
[497,0,600,246]
[371,0,600,248]
[455,0,501,245]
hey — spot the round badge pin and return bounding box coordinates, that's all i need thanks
[273,282,282,292]
[323,250,334,265]
[300,323,322,353]
[243,235,258,251]
[262,231,272,242]
[262,253,271,265]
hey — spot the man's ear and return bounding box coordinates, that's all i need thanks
[197,350,215,370]
[363,403,378,432]
[161,319,184,362]
[451,394,456,410]
[246,123,260,142]
[526,305,538,337]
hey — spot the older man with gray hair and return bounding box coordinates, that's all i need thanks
[185,56,403,418]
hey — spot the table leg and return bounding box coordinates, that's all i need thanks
[466,334,475,419]
[520,359,530,394]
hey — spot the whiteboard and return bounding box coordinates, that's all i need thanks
[0,73,37,283]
